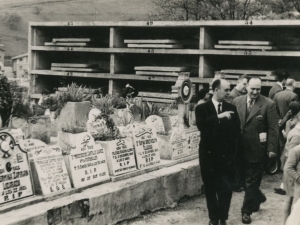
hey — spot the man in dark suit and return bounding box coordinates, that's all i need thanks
[196,79,240,225]
[268,69,290,100]
[233,77,278,224]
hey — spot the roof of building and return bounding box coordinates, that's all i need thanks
[12,53,28,60]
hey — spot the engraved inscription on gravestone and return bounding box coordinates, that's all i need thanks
[19,139,47,162]
[145,115,165,133]
[31,145,71,195]
[66,132,109,188]
[186,130,200,156]
[170,128,189,160]
[133,125,160,169]
[0,132,34,205]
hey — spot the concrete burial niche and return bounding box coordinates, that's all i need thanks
[27,116,51,143]
[56,101,91,132]
[28,145,72,195]
[98,138,137,176]
[63,132,110,188]
[132,125,161,169]
[0,132,34,205]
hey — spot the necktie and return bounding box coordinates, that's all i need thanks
[248,99,254,112]
[218,103,222,114]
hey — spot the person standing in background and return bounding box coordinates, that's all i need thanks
[196,79,240,225]
[233,77,278,224]
[226,74,249,103]
[269,70,290,100]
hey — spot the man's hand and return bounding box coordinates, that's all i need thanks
[278,119,282,126]
[268,152,276,158]
[218,111,234,120]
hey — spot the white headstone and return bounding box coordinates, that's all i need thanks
[169,115,178,128]
[67,132,109,188]
[88,108,102,122]
[186,130,200,156]
[145,115,165,133]
[2,128,24,144]
[170,128,189,160]
[31,145,71,195]
[86,119,108,136]
[0,132,34,205]
[104,138,137,176]
[19,139,47,162]
[133,125,160,169]
[122,123,141,138]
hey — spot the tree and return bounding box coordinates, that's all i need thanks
[150,0,293,20]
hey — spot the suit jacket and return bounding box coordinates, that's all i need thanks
[195,100,240,172]
[233,95,278,162]
[268,83,283,100]
[226,87,246,104]
[273,89,298,119]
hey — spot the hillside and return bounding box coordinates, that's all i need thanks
[0,0,154,60]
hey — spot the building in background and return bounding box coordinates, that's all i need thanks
[12,53,28,79]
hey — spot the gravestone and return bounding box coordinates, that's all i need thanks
[30,145,71,195]
[133,125,160,169]
[19,139,47,162]
[1,128,24,144]
[169,115,179,128]
[86,119,107,136]
[170,128,189,160]
[99,138,136,176]
[0,132,34,205]
[122,123,141,138]
[145,115,165,133]
[88,108,102,122]
[65,132,109,188]
[185,129,200,156]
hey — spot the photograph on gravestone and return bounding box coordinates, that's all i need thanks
[185,130,200,156]
[0,132,34,205]
[145,115,165,133]
[19,139,47,162]
[104,138,137,176]
[170,128,190,160]
[31,145,72,195]
[66,132,109,188]
[133,125,161,169]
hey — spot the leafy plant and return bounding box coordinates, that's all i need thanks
[91,113,121,141]
[61,121,87,134]
[41,97,60,111]
[91,94,126,115]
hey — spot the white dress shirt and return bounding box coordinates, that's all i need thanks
[277,82,283,90]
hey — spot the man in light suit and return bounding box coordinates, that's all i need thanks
[268,69,290,100]
[233,77,278,224]
[196,79,240,225]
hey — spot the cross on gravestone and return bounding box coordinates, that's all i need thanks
[0,132,34,205]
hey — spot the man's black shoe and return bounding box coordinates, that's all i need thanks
[274,187,286,195]
[242,213,252,224]
[261,193,267,203]
[252,205,260,212]
[208,220,219,225]
[220,220,227,225]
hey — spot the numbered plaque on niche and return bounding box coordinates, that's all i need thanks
[170,128,190,160]
[31,145,71,195]
[145,115,165,133]
[101,138,137,176]
[133,125,160,169]
[66,132,109,188]
[0,132,34,205]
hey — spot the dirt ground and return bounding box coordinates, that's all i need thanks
[119,173,287,225]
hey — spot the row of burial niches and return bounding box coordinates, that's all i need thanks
[33,26,200,49]
[32,52,200,76]
[207,27,300,51]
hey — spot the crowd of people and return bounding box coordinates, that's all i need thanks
[195,70,300,225]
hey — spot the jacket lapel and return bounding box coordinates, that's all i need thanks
[246,95,262,124]
[207,100,217,115]
[237,96,247,129]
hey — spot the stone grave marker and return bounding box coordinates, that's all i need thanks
[0,132,34,205]
[145,115,165,133]
[86,118,107,136]
[133,125,160,169]
[186,129,200,156]
[30,145,71,195]
[65,132,109,188]
[170,128,190,160]
[169,115,179,128]
[99,138,136,176]
[19,139,47,162]
[1,128,24,144]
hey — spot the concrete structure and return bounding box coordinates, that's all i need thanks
[0,44,4,74]
[12,53,28,79]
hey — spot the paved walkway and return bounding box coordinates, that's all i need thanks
[120,173,286,225]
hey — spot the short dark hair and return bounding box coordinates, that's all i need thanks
[238,74,249,80]
[197,88,209,101]
[276,69,290,82]
[289,101,300,117]
[212,79,221,91]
